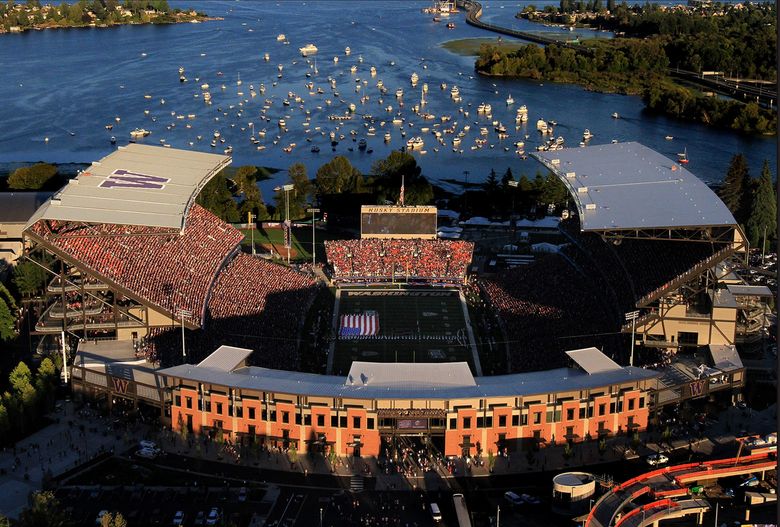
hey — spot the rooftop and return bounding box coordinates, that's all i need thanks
[0,192,54,224]
[25,144,230,231]
[159,347,659,399]
[566,347,622,374]
[532,142,736,232]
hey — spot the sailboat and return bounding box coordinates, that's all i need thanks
[677,147,689,164]
[237,72,242,86]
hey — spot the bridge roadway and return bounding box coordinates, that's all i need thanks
[456,0,777,107]
[584,452,776,527]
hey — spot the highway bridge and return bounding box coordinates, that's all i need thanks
[457,0,777,108]
[584,452,776,527]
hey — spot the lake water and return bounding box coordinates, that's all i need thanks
[0,0,774,198]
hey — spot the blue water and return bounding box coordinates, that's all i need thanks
[0,0,774,199]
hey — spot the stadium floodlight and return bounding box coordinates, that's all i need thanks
[307,208,320,266]
[625,310,640,366]
[176,308,193,360]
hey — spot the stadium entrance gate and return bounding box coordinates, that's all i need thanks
[378,410,447,455]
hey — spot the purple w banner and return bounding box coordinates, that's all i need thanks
[99,169,170,190]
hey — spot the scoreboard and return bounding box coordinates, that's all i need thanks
[360,206,437,239]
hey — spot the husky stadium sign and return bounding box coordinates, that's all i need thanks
[360,205,437,239]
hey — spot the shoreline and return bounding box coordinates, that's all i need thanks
[0,16,219,35]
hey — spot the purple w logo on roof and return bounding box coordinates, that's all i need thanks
[99,169,170,190]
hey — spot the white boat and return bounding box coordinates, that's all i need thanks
[345,46,351,55]
[276,34,286,41]
[370,66,377,76]
[536,119,548,133]
[406,136,424,150]
[665,135,673,140]
[384,132,391,142]
[583,129,593,140]
[130,128,151,138]
[333,56,339,63]
[264,52,270,61]
[237,72,242,86]
[506,94,514,105]
[410,72,419,85]
[611,112,620,119]
[299,43,318,56]
[395,88,404,98]
[450,86,459,98]
[484,104,492,114]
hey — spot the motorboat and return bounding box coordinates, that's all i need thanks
[130,128,151,138]
[582,129,593,140]
[276,34,286,41]
[506,94,514,105]
[411,72,419,85]
[345,46,351,55]
[299,43,318,56]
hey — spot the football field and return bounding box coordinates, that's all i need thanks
[329,289,479,376]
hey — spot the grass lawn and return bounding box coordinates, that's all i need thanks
[441,37,529,56]
[331,289,475,376]
[239,226,342,262]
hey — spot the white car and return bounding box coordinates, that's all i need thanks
[172,511,185,526]
[135,448,158,459]
[646,453,669,466]
[206,507,221,526]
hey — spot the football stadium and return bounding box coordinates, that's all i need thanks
[26,142,769,458]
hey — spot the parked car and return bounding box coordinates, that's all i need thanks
[504,491,524,507]
[646,453,669,466]
[739,476,759,488]
[206,507,221,526]
[135,448,158,459]
[172,511,185,526]
[520,493,541,505]
[194,511,206,526]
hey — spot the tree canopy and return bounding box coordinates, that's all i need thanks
[371,151,433,206]
[718,154,751,224]
[315,156,363,195]
[746,160,776,250]
[7,163,58,190]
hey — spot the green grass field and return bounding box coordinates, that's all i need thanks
[239,226,341,263]
[331,289,476,376]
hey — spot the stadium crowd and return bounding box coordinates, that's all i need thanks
[325,239,474,282]
[30,204,243,327]
[479,255,621,372]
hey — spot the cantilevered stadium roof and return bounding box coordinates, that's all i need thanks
[532,142,736,232]
[26,144,230,231]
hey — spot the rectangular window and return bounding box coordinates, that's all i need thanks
[463,417,472,429]
[476,417,484,428]
[511,415,519,427]
[340,416,347,428]
[295,413,301,425]
[331,416,338,427]
[216,402,223,415]
[205,401,211,412]
[197,399,202,411]
[304,414,311,426]
[566,408,575,421]
[486,416,493,428]
[270,410,276,422]
[579,408,586,419]
[353,416,361,429]
[235,407,243,418]
[587,406,594,418]
[449,418,457,430]
[317,415,325,427]
[499,415,507,427]
[617,401,623,413]
[610,403,616,414]
[214,420,223,429]
[628,399,635,411]
[248,407,256,420]
[175,395,181,407]
[533,412,541,425]
[367,418,374,430]
[639,397,645,409]
[282,411,289,424]
[598,404,605,416]
[521,414,528,426]
[261,409,267,421]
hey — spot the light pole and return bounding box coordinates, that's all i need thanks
[625,310,640,366]
[176,308,192,360]
[496,504,500,527]
[275,184,295,264]
[307,207,320,266]
[248,211,256,255]
[320,507,323,527]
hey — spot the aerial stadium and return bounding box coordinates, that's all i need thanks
[24,142,769,458]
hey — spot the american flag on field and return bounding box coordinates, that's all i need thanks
[339,312,380,337]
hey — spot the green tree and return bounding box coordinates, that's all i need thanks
[746,161,776,250]
[0,282,17,312]
[196,171,240,223]
[315,156,363,195]
[8,163,58,190]
[718,154,751,223]
[19,491,68,527]
[10,361,32,394]
[280,163,314,220]
[371,151,433,206]
[13,260,50,297]
[0,296,16,342]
